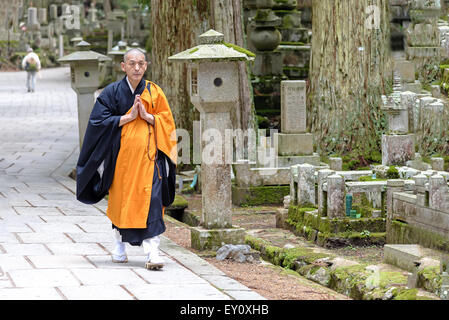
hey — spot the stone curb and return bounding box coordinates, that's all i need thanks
[245,235,439,300]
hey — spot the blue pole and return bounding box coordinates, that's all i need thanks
[345,194,352,217]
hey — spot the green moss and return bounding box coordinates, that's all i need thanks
[388,220,449,252]
[386,166,400,179]
[168,195,188,209]
[254,9,270,21]
[233,185,290,206]
[379,271,408,287]
[418,266,442,294]
[223,42,256,58]
[358,176,387,182]
[280,41,306,46]
[393,288,418,300]
[286,204,386,246]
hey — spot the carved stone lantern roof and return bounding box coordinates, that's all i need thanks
[168,29,255,63]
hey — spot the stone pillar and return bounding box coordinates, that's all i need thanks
[27,7,39,27]
[413,173,429,206]
[431,157,445,171]
[327,174,345,218]
[329,157,342,171]
[38,8,47,25]
[49,4,58,21]
[420,100,444,133]
[297,163,315,207]
[381,95,415,166]
[400,91,417,134]
[107,29,113,53]
[441,272,449,300]
[395,61,417,91]
[201,111,233,229]
[386,179,406,221]
[317,169,334,216]
[429,174,449,211]
[289,164,299,205]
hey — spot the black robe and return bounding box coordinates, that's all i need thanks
[76,76,169,246]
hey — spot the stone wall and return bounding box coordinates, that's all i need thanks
[387,176,449,252]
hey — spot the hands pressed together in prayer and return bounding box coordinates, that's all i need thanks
[120,94,155,127]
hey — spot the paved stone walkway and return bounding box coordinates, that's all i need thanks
[0,68,264,300]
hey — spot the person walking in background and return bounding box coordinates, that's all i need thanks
[21,48,41,93]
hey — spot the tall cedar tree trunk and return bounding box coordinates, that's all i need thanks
[309,0,392,161]
[151,0,255,165]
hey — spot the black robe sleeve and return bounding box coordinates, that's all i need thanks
[76,84,122,204]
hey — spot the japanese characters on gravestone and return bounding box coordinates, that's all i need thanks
[281,80,307,134]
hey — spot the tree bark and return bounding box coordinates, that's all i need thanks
[151,0,256,164]
[309,0,392,159]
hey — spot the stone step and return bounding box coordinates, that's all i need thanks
[383,244,442,273]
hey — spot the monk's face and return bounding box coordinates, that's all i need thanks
[121,51,147,83]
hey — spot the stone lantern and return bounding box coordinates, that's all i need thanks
[168,29,255,250]
[108,41,130,81]
[58,41,111,149]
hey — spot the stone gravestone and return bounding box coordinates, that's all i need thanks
[281,80,307,134]
[381,94,415,166]
[273,80,319,167]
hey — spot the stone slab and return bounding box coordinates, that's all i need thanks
[281,80,307,133]
[57,285,134,300]
[274,132,313,156]
[383,244,442,273]
[382,134,415,166]
[190,226,245,251]
[276,154,321,167]
[0,288,63,300]
[8,269,81,287]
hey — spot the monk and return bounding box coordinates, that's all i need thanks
[76,48,177,270]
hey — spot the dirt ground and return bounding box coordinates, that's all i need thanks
[163,194,351,300]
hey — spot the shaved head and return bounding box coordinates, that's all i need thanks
[121,48,148,84]
[123,48,146,63]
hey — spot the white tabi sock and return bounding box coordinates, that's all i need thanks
[111,229,127,261]
[143,236,163,264]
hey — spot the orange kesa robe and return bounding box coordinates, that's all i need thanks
[106,81,177,229]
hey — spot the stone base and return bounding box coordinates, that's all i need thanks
[276,153,321,167]
[274,132,313,156]
[275,208,289,228]
[406,46,443,60]
[382,134,415,166]
[251,51,283,76]
[394,60,415,83]
[402,81,422,93]
[190,226,246,251]
[284,205,386,248]
[233,162,291,187]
